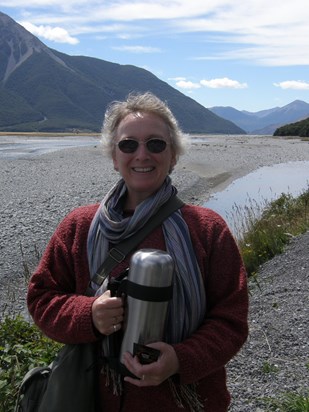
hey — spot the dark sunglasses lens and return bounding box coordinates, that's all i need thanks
[147,139,167,153]
[118,140,139,153]
[118,139,167,153]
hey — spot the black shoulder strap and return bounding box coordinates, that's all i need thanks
[91,195,184,288]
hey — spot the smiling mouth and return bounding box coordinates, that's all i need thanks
[132,167,154,173]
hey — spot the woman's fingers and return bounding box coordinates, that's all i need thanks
[122,342,179,387]
[91,290,124,335]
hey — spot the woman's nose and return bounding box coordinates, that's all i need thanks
[134,142,150,158]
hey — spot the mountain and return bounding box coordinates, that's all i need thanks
[0,12,245,134]
[209,100,309,135]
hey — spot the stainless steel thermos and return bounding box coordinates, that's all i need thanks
[119,249,174,365]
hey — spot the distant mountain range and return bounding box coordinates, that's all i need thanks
[0,12,244,134]
[209,100,309,135]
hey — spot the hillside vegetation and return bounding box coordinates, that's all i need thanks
[274,117,309,137]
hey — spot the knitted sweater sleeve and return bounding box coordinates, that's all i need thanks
[27,206,99,344]
[173,206,249,385]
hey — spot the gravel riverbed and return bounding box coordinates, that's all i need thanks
[228,231,309,411]
[0,134,308,410]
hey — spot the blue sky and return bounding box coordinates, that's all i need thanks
[1,0,309,112]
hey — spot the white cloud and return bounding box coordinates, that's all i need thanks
[112,45,161,53]
[4,0,309,65]
[168,76,186,81]
[273,81,309,90]
[176,80,201,90]
[20,21,79,44]
[200,77,248,89]
[200,44,309,66]
[171,76,247,91]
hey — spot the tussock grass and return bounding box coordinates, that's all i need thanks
[231,188,309,276]
[260,391,309,411]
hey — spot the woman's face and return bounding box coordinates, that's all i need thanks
[112,112,176,209]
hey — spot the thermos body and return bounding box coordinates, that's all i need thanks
[119,249,174,363]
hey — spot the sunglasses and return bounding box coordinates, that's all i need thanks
[117,138,169,154]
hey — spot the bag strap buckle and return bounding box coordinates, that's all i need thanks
[109,248,125,263]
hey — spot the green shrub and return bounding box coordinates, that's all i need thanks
[0,316,62,412]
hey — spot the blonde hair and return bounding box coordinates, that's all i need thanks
[101,92,186,160]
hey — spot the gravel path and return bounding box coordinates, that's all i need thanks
[0,134,308,409]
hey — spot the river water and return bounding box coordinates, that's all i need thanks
[205,161,309,236]
[0,135,100,159]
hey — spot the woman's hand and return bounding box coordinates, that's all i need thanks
[91,290,124,335]
[122,342,180,387]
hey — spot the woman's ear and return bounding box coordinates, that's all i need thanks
[112,156,119,171]
[169,153,177,173]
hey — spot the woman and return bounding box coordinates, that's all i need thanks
[27,92,248,411]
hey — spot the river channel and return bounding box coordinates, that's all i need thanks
[205,161,309,236]
[0,135,100,159]
[1,135,308,238]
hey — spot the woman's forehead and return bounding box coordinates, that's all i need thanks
[117,112,169,135]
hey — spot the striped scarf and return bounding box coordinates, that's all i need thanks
[87,176,206,344]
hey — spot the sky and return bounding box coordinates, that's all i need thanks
[1,0,309,112]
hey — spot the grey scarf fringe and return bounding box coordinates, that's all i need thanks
[101,364,123,396]
[168,380,204,411]
[101,365,203,411]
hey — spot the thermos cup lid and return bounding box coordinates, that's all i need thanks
[129,249,174,288]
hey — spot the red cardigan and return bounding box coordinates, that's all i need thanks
[27,204,248,411]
